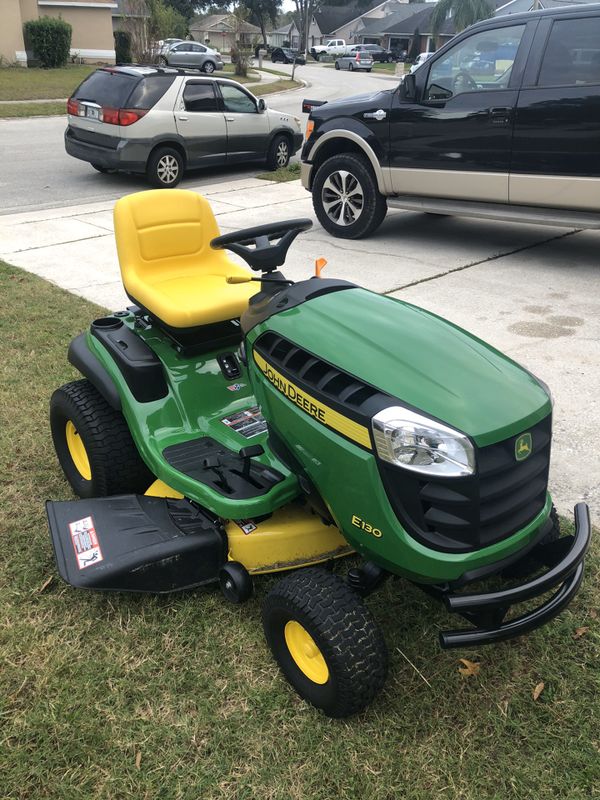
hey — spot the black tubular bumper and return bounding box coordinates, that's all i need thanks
[437,504,591,648]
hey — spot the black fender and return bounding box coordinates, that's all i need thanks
[68,333,122,411]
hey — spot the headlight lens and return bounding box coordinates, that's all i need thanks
[372,407,475,477]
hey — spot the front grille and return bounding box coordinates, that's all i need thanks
[254,332,385,416]
[380,414,552,552]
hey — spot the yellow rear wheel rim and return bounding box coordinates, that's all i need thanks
[65,420,92,480]
[284,620,329,684]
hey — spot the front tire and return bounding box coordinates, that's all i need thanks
[266,134,291,170]
[146,146,184,188]
[50,380,152,498]
[262,567,388,717]
[312,153,387,239]
[202,60,216,74]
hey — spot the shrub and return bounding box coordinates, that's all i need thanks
[24,16,72,68]
[114,30,132,64]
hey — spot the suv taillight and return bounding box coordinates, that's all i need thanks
[102,108,148,126]
[67,97,79,115]
[356,52,361,61]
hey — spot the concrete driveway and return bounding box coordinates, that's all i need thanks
[1,175,598,525]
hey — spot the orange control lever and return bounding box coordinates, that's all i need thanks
[315,257,327,278]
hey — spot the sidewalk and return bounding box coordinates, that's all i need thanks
[1,177,598,523]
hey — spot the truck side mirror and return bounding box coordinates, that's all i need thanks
[402,73,417,100]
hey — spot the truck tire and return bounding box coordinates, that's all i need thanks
[312,153,387,239]
[262,567,388,717]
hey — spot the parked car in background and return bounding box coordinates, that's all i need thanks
[335,49,373,71]
[311,39,347,60]
[409,51,435,73]
[65,66,303,187]
[158,38,183,56]
[271,47,306,65]
[359,43,395,62]
[160,41,224,73]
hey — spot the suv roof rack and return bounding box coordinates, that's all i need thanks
[113,63,225,77]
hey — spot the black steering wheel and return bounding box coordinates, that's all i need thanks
[211,219,313,272]
[453,70,478,92]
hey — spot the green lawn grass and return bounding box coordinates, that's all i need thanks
[257,162,301,182]
[0,101,66,118]
[0,65,95,100]
[1,260,599,799]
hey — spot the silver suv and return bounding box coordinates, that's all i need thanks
[65,65,303,187]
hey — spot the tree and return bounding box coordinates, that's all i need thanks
[430,0,493,37]
[243,0,281,46]
[163,0,198,20]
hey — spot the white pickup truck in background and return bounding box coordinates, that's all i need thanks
[310,39,347,60]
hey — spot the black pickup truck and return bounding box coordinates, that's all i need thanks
[301,4,600,238]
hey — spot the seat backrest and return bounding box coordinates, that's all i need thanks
[114,189,231,290]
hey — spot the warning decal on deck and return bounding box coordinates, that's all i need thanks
[68,515,104,570]
[221,405,267,439]
[234,519,257,535]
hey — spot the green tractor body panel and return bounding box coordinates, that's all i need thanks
[84,284,553,584]
[251,288,552,447]
[85,320,299,518]
[245,286,553,582]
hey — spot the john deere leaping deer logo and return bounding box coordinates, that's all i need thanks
[515,432,533,462]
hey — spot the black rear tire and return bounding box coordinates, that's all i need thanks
[335,61,340,70]
[262,567,388,718]
[312,153,387,239]
[146,146,184,188]
[266,134,291,170]
[50,379,153,499]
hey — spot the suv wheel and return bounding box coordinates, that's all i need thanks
[202,61,216,73]
[146,146,184,188]
[312,153,387,239]
[266,135,290,170]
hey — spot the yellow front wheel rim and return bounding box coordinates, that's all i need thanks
[65,420,92,480]
[284,620,330,684]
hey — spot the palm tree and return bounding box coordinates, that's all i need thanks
[430,0,494,37]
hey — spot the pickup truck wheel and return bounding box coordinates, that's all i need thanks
[313,154,387,239]
[335,61,340,70]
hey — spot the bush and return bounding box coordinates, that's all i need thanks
[24,17,72,68]
[114,30,132,64]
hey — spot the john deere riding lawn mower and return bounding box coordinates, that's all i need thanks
[46,189,591,718]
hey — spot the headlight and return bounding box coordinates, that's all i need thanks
[372,407,475,478]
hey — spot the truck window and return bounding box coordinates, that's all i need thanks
[538,17,600,87]
[425,24,525,101]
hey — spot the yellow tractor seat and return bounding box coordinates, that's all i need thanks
[113,189,256,329]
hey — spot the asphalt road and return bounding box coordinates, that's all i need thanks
[0,62,397,215]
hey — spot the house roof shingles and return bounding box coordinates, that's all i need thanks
[314,1,383,36]
[189,14,261,34]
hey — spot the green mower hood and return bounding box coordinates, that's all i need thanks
[252,287,551,447]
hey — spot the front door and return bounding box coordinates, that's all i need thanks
[175,81,227,166]
[510,13,600,210]
[389,22,531,202]
[218,83,270,163]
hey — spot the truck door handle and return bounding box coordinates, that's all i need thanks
[363,109,387,121]
[489,107,512,125]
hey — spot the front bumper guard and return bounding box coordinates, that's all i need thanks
[433,503,591,649]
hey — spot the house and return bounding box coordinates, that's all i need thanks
[496,0,600,14]
[269,21,300,49]
[112,0,148,35]
[0,0,116,66]
[315,0,407,44]
[189,14,261,53]
[357,4,455,54]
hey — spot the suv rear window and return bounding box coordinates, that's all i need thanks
[73,70,175,109]
[73,70,138,107]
